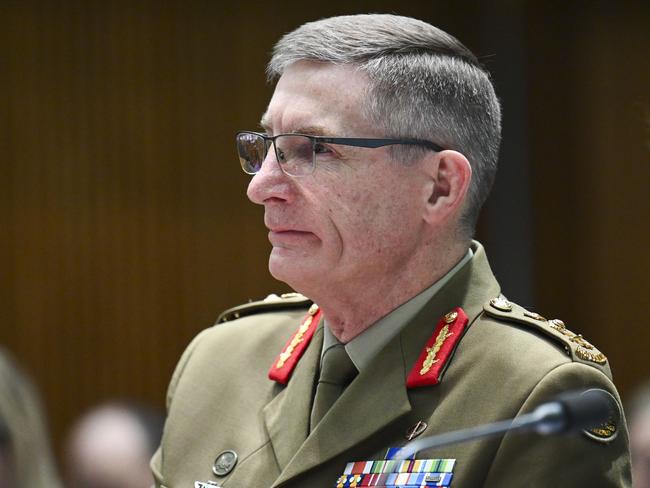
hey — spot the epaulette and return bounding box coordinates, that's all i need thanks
[483,295,609,374]
[216,293,312,324]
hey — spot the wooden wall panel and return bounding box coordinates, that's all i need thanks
[1,0,648,465]
[528,3,650,397]
[1,1,284,456]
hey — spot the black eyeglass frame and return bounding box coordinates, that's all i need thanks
[236,130,444,176]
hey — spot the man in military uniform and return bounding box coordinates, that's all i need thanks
[151,14,631,487]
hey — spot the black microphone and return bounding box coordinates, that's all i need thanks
[391,388,617,460]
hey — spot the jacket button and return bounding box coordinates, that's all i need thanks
[213,450,238,476]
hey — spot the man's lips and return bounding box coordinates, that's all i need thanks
[269,229,309,234]
[267,229,316,245]
[266,223,311,234]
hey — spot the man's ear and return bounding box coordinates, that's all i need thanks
[423,150,472,224]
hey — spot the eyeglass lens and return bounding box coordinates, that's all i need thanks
[237,133,315,176]
[237,133,266,174]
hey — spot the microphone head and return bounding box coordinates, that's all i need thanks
[554,388,621,441]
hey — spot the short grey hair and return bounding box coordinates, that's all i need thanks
[268,14,501,235]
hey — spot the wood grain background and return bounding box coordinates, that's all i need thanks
[1,0,648,462]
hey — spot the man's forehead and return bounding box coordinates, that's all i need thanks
[260,110,358,137]
[260,61,372,136]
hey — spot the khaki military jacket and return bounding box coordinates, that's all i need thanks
[152,244,631,487]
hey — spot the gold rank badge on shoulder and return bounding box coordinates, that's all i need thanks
[407,308,469,388]
[548,319,608,365]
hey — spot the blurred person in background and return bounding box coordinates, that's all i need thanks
[0,347,62,488]
[629,383,650,488]
[65,401,164,488]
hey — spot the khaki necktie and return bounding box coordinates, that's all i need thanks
[310,343,358,431]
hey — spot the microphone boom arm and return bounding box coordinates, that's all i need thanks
[392,388,616,460]
[395,403,564,460]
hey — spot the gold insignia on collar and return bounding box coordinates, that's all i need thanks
[407,308,469,388]
[276,315,313,369]
[420,325,453,375]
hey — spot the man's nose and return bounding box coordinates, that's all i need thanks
[246,151,292,205]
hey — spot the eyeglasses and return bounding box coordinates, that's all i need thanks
[235,131,444,177]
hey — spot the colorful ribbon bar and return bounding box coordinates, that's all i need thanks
[337,458,455,487]
[342,459,455,475]
[335,471,453,487]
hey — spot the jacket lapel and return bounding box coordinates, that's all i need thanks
[262,325,324,470]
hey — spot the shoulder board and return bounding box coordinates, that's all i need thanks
[483,295,610,375]
[216,293,312,324]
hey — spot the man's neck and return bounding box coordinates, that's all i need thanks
[312,243,469,343]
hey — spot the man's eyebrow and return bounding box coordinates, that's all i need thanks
[292,125,331,136]
[257,119,333,137]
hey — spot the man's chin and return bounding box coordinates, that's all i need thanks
[268,253,314,291]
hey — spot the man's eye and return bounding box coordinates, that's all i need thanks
[313,143,331,155]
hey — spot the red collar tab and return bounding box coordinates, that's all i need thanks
[406,307,469,388]
[268,304,321,385]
